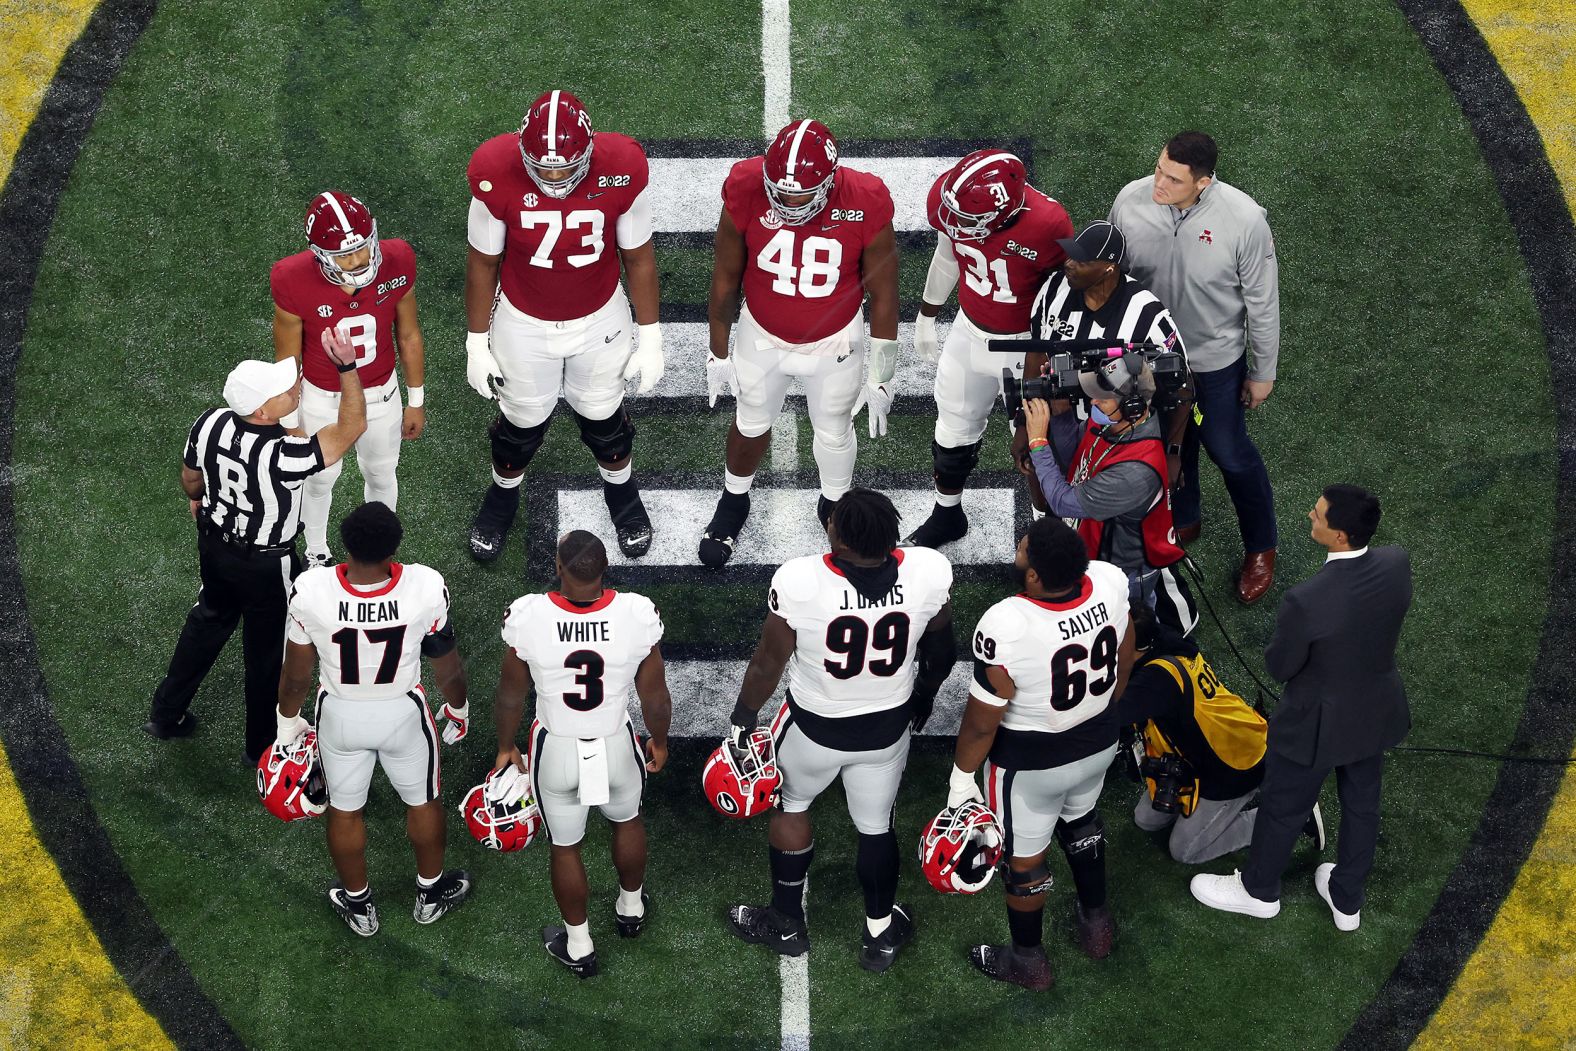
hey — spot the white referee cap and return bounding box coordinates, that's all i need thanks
[224,357,298,415]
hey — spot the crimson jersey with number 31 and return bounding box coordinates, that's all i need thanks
[501,590,663,740]
[925,180,1071,334]
[287,562,450,701]
[270,239,416,391]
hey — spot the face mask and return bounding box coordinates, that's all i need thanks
[1090,405,1113,426]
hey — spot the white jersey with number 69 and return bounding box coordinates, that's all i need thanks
[502,590,664,740]
[970,560,1131,733]
[287,562,451,701]
[769,547,953,719]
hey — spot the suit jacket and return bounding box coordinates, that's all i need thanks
[1263,546,1413,768]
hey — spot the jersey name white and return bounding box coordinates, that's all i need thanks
[971,560,1131,733]
[769,547,953,718]
[502,590,663,740]
[287,562,450,701]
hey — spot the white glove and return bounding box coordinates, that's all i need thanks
[440,702,469,745]
[914,313,941,365]
[867,336,899,386]
[275,707,311,748]
[465,332,503,401]
[947,763,984,810]
[623,322,665,394]
[706,351,737,409]
[485,763,530,805]
[852,337,899,437]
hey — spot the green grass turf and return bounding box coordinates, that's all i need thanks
[10,0,1554,1046]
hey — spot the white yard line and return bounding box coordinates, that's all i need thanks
[761,0,792,139]
[780,874,811,1051]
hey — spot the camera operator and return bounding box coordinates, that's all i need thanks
[1112,605,1311,866]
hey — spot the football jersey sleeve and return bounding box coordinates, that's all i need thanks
[629,593,665,651]
[468,196,506,254]
[285,573,321,646]
[969,601,1027,706]
[268,258,296,316]
[767,558,819,630]
[616,185,653,250]
[720,160,757,235]
[861,175,896,233]
[501,596,535,658]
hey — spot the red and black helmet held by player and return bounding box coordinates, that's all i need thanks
[762,119,839,225]
[937,149,1028,242]
[518,89,596,199]
[305,190,381,289]
[703,729,782,819]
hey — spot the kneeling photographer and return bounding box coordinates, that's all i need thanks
[1114,606,1283,865]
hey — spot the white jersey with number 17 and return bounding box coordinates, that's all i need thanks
[287,562,451,701]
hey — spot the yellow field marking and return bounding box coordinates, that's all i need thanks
[0,0,100,190]
[1417,6,1576,1045]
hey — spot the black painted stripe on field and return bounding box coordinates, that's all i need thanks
[1338,2,1576,1047]
[0,2,243,1048]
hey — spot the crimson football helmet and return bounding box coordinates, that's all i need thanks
[918,801,1005,894]
[459,766,543,852]
[257,730,328,822]
[703,729,782,819]
[762,119,838,225]
[305,190,381,289]
[937,150,1028,242]
[519,89,595,199]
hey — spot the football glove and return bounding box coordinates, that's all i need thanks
[440,702,469,745]
[275,706,311,748]
[465,332,503,400]
[706,351,737,408]
[729,700,758,751]
[914,313,941,365]
[908,691,936,733]
[852,381,895,438]
[947,763,984,810]
[623,322,665,394]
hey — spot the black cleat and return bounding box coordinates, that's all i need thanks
[903,503,969,549]
[607,486,654,558]
[469,484,520,562]
[328,883,379,937]
[413,870,472,925]
[615,891,652,938]
[969,943,1053,991]
[858,903,915,974]
[1071,901,1115,960]
[699,491,751,568]
[727,903,808,958]
[543,925,599,978]
[143,711,198,740]
[816,494,837,529]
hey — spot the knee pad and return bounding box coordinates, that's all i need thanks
[810,419,855,454]
[489,414,550,473]
[931,438,982,490]
[1055,811,1107,862]
[1004,861,1053,897]
[573,407,636,463]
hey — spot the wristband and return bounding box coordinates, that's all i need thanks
[1028,438,1050,450]
[335,360,356,374]
[407,385,425,408]
[729,700,758,731]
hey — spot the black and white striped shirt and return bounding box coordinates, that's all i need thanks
[184,409,325,550]
[1030,272,1187,360]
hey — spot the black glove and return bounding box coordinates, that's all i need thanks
[908,691,936,733]
[729,701,758,750]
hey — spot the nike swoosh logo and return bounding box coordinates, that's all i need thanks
[605,332,621,343]
[820,224,842,231]
[376,295,391,304]
[587,192,606,199]
[779,933,799,942]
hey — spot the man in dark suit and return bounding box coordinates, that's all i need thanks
[1189,484,1411,930]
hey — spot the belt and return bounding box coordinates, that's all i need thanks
[198,520,294,559]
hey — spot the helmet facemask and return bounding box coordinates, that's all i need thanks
[311,221,382,290]
[763,170,834,226]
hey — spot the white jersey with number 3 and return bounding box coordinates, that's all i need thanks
[287,562,451,701]
[769,547,953,718]
[502,590,663,740]
[970,560,1131,733]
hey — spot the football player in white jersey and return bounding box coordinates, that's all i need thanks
[948,517,1134,989]
[278,503,472,937]
[724,488,956,972]
[493,530,672,978]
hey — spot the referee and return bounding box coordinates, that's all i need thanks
[146,329,367,762]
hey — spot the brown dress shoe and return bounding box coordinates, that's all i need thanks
[1176,522,1202,546]
[1236,549,1276,604]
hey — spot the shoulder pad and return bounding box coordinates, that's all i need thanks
[467,133,518,198]
[979,598,1030,645]
[901,546,954,588]
[771,556,823,608]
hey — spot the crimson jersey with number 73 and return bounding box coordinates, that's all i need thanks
[287,562,451,700]
[270,239,417,391]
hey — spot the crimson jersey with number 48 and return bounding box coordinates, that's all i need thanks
[769,547,953,718]
[468,131,650,322]
[502,590,663,740]
[270,239,416,391]
[970,560,1131,733]
[723,157,895,345]
[287,562,451,701]
[925,181,1072,334]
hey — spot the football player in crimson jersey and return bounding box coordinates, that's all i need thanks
[699,120,900,568]
[724,489,956,971]
[949,517,1134,989]
[272,190,426,568]
[464,90,664,562]
[493,530,672,978]
[905,151,1073,550]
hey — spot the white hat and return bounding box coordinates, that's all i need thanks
[224,358,298,416]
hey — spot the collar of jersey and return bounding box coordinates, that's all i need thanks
[336,561,402,597]
[1018,574,1093,610]
[549,589,616,613]
[821,548,905,577]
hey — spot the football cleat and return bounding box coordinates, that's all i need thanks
[698,491,750,568]
[1072,901,1116,960]
[919,802,1004,894]
[609,492,655,559]
[469,484,519,563]
[816,494,836,529]
[727,903,808,957]
[903,504,969,549]
[257,730,328,822]
[413,870,472,925]
[328,883,379,937]
[615,890,652,939]
[304,549,333,570]
[858,903,916,974]
[703,729,781,818]
[969,943,1054,991]
[542,925,599,978]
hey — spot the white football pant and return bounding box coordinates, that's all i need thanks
[491,284,633,429]
[316,688,441,812]
[527,720,647,847]
[299,373,403,554]
[770,703,910,836]
[984,744,1115,858]
[933,311,1027,450]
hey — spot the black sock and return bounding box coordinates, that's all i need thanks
[485,480,522,512]
[770,843,814,920]
[1007,905,1043,950]
[855,831,900,920]
[1062,841,1107,911]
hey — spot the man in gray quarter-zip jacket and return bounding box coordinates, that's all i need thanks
[1109,131,1281,605]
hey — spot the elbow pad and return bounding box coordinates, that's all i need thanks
[420,619,458,658]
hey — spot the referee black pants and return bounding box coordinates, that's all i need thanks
[149,530,301,761]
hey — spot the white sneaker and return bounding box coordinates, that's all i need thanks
[1314,863,1360,931]
[1190,870,1280,919]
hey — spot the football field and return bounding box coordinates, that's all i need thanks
[2,0,1574,1047]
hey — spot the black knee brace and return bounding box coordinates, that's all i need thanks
[574,407,636,464]
[1055,811,1107,862]
[1004,861,1054,897]
[489,415,550,473]
[932,439,982,491]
